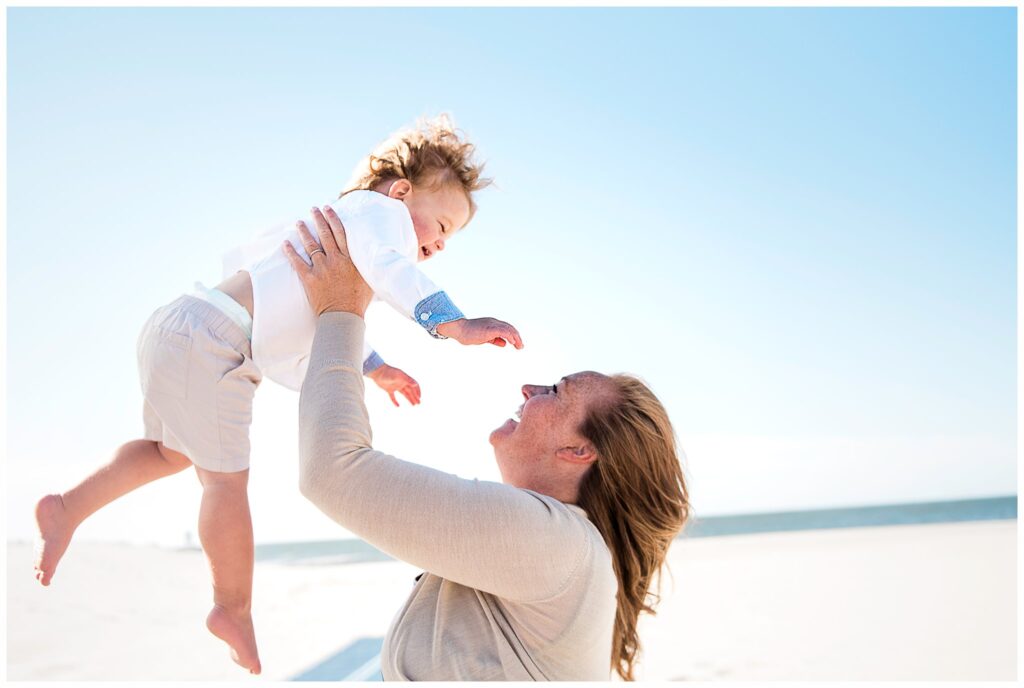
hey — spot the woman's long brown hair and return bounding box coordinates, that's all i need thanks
[576,374,690,681]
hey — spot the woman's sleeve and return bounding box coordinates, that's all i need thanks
[298,312,591,603]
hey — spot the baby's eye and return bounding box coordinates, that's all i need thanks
[438,221,447,235]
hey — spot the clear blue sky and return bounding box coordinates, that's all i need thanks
[6,7,1017,546]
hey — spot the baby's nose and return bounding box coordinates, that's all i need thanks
[434,239,446,252]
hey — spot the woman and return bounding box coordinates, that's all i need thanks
[283,206,690,680]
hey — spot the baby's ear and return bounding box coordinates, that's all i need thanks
[388,179,412,200]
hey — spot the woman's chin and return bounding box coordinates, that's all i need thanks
[488,418,518,445]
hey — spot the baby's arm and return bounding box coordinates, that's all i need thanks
[333,203,523,350]
[367,260,524,349]
[436,317,523,349]
[365,360,421,406]
[364,346,421,407]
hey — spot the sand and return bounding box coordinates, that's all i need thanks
[6,519,1016,681]
[637,519,1017,681]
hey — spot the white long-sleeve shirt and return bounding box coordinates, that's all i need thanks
[222,191,464,390]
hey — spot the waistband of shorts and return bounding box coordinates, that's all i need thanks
[192,282,253,339]
[170,294,253,357]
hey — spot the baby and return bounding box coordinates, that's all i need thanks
[32,115,522,674]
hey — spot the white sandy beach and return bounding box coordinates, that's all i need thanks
[6,519,1016,681]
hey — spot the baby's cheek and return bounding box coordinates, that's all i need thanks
[409,215,428,241]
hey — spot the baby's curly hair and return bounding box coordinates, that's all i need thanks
[341,114,492,220]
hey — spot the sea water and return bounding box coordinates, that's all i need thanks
[254,495,1016,565]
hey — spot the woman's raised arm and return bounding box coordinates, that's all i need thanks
[282,209,593,603]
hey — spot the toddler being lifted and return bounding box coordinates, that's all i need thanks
[33,115,522,674]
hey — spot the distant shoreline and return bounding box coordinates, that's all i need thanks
[10,495,1014,566]
[683,495,1016,539]
[248,495,1017,566]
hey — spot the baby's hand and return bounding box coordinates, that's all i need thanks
[367,364,422,407]
[436,318,524,349]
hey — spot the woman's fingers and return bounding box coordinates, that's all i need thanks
[283,212,372,317]
[294,220,321,258]
[309,207,338,257]
[282,239,312,272]
[322,205,351,256]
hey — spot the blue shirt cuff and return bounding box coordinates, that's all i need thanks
[362,351,385,375]
[413,291,464,339]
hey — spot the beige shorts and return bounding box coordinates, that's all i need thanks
[137,295,261,473]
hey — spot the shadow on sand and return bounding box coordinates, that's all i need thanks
[290,636,384,681]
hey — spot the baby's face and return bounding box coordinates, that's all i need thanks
[403,183,472,261]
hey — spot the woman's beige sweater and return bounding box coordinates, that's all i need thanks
[297,313,617,680]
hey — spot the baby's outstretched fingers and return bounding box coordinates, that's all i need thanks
[495,320,524,350]
[507,326,524,350]
[399,383,421,406]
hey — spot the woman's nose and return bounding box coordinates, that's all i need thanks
[522,384,543,400]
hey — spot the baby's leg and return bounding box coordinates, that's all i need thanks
[34,440,191,586]
[194,466,261,675]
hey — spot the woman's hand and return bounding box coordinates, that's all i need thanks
[282,206,373,317]
[367,363,422,407]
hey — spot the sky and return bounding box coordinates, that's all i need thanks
[6,7,1018,548]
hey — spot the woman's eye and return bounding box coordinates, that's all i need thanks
[551,384,558,395]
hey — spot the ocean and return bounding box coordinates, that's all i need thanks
[253,495,1016,566]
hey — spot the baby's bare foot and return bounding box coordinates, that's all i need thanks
[34,494,75,586]
[206,604,262,675]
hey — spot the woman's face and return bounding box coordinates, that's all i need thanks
[489,371,614,488]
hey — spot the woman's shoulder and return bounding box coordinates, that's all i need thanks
[518,489,606,542]
[517,488,590,526]
[517,489,616,590]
